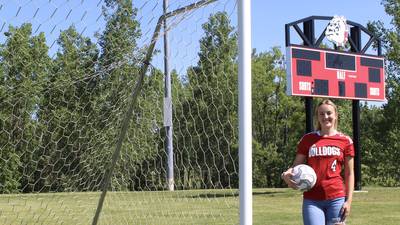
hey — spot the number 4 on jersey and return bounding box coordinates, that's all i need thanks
[331,159,337,172]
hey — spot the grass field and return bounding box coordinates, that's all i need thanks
[0,187,398,224]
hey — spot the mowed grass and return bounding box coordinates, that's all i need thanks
[253,187,400,225]
[0,187,398,225]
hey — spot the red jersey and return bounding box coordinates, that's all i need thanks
[297,131,354,200]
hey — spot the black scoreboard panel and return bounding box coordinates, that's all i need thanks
[286,45,385,101]
[325,53,356,71]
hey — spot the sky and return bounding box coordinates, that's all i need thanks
[0,0,392,105]
[0,0,392,60]
[154,0,392,76]
[250,0,391,106]
[251,0,392,53]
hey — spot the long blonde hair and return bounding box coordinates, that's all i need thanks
[314,99,338,131]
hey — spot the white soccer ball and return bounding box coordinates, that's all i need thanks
[292,164,317,192]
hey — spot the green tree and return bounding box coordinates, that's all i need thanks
[97,0,141,126]
[363,0,400,186]
[0,24,50,193]
[33,26,99,192]
[123,67,167,190]
[251,48,304,187]
[175,12,238,189]
[96,0,164,191]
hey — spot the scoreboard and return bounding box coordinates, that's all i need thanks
[286,45,385,101]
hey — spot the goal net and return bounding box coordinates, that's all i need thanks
[0,0,240,224]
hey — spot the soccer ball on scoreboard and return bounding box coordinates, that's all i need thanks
[292,164,317,192]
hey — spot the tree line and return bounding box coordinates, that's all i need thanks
[0,0,399,194]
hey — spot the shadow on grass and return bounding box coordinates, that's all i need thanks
[184,192,238,198]
[185,191,285,199]
[253,191,285,196]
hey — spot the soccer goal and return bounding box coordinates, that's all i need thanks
[0,0,251,224]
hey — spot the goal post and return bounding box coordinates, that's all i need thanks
[238,0,252,225]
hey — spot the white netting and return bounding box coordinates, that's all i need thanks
[0,0,239,224]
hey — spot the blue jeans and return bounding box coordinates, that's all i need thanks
[302,197,345,225]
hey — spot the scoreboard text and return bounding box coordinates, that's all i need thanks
[286,45,385,101]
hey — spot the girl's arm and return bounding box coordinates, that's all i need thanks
[281,154,306,189]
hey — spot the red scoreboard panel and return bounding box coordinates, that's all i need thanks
[286,45,385,101]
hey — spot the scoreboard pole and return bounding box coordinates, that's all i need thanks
[303,20,314,133]
[350,26,362,191]
[352,100,361,191]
